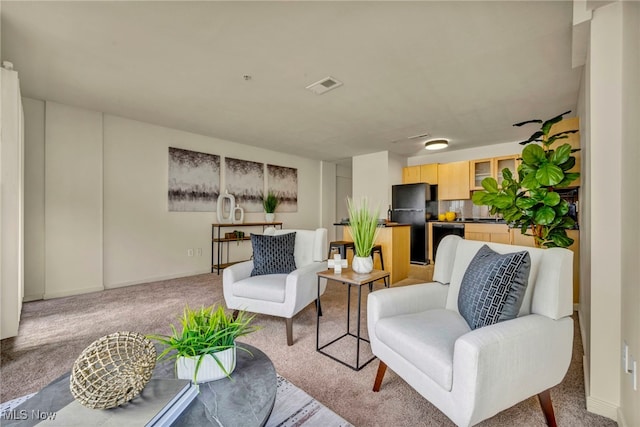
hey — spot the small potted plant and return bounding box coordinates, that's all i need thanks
[262,191,279,222]
[148,304,259,383]
[346,197,380,273]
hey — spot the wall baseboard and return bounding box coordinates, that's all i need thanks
[586,391,619,420]
[105,269,212,289]
[44,285,104,300]
[23,294,44,302]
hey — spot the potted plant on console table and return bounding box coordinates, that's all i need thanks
[149,304,259,383]
[347,197,380,274]
[472,110,579,248]
[262,191,279,223]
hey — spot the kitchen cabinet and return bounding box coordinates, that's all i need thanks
[344,225,410,285]
[510,228,580,304]
[470,155,518,190]
[464,223,511,244]
[402,166,421,184]
[402,164,438,185]
[437,161,470,200]
[420,164,438,185]
[548,117,580,187]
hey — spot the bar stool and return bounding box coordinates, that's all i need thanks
[328,241,355,259]
[369,244,389,290]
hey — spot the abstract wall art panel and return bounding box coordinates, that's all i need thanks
[267,164,298,212]
[168,147,220,212]
[224,157,264,213]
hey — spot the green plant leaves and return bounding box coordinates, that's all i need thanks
[535,163,564,186]
[521,172,540,189]
[522,144,546,165]
[543,191,561,206]
[550,143,572,165]
[347,197,380,257]
[481,177,499,193]
[534,206,556,225]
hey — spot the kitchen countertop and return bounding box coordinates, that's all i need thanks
[431,219,579,230]
[333,222,410,227]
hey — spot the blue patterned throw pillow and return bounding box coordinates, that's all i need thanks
[458,245,531,330]
[250,232,297,276]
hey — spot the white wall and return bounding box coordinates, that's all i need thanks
[23,100,324,292]
[387,152,404,211]
[407,140,523,165]
[586,2,623,418]
[619,2,640,426]
[320,161,337,242]
[44,102,104,298]
[0,67,24,339]
[22,97,45,301]
[352,151,391,217]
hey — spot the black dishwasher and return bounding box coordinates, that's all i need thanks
[432,223,465,261]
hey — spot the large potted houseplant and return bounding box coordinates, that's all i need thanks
[347,197,380,273]
[262,191,279,223]
[472,111,579,248]
[149,304,259,383]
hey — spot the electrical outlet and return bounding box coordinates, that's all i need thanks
[187,249,194,257]
[196,248,202,256]
[623,341,630,373]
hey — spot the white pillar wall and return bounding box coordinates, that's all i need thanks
[0,67,25,339]
[586,1,623,418]
[44,102,104,299]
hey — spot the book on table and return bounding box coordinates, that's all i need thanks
[45,379,198,427]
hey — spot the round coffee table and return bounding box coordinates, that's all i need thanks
[154,342,276,426]
[3,343,276,427]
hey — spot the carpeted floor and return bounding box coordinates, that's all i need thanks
[0,273,617,426]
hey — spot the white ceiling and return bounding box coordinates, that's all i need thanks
[1,1,583,162]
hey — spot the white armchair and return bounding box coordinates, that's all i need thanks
[368,235,573,427]
[223,228,328,346]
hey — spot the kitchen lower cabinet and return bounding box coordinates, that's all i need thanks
[464,223,510,244]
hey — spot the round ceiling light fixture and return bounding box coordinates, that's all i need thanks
[424,139,449,150]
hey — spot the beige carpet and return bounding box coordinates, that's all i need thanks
[0,273,616,426]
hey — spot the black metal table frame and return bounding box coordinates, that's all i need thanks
[316,276,379,371]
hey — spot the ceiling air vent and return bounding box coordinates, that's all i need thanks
[305,76,343,95]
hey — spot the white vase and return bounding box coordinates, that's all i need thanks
[352,255,374,274]
[232,205,244,224]
[265,213,275,223]
[176,347,236,383]
[217,191,235,224]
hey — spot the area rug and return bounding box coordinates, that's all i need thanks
[0,375,352,427]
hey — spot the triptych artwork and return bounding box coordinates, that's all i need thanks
[168,147,298,213]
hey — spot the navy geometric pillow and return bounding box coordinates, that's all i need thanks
[458,245,531,330]
[250,232,297,276]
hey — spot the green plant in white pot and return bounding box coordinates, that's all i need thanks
[262,191,279,223]
[148,305,259,383]
[347,197,380,274]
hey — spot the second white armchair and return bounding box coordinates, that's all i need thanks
[223,228,328,346]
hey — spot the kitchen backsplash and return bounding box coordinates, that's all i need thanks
[438,199,494,220]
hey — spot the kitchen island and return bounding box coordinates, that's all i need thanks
[336,222,410,285]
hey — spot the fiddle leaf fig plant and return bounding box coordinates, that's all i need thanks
[472,110,579,248]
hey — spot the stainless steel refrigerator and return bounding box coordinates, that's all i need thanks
[391,183,437,264]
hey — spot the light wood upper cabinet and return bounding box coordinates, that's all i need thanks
[402,164,438,185]
[420,164,438,185]
[548,117,580,187]
[470,155,518,190]
[438,161,470,200]
[402,166,421,184]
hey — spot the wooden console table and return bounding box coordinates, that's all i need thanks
[211,222,283,274]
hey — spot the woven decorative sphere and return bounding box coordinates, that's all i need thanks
[70,331,156,409]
